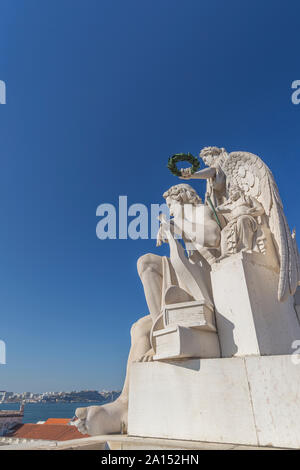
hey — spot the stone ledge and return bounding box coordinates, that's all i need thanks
[0,434,286,450]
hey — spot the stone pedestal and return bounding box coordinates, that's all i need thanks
[211,252,300,357]
[153,325,220,360]
[128,355,300,449]
[152,300,220,360]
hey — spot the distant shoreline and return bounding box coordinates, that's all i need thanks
[0,401,111,423]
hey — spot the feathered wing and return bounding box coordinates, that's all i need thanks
[221,151,299,301]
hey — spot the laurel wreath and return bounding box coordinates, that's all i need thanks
[167,153,200,177]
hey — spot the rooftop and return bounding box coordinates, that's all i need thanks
[6,423,89,441]
[44,418,71,425]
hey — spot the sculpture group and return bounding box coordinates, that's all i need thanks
[75,146,300,437]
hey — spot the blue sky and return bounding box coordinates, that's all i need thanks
[0,0,299,393]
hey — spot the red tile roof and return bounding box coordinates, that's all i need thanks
[44,418,71,425]
[7,423,89,441]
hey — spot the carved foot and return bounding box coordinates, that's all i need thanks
[75,397,128,436]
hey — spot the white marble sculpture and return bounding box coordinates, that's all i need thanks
[181,146,300,301]
[75,146,300,438]
[76,183,220,435]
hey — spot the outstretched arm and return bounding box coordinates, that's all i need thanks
[180,166,216,180]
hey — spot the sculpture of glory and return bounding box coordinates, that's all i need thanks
[180,146,300,301]
[74,145,300,438]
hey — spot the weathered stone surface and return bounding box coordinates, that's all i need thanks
[128,358,258,446]
[128,355,300,449]
[211,252,300,357]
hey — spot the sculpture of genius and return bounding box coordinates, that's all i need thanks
[75,146,300,437]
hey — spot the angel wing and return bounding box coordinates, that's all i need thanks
[221,151,300,301]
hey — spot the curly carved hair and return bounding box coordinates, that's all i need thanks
[163,184,202,206]
[200,146,226,159]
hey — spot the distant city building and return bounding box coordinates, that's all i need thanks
[0,389,120,404]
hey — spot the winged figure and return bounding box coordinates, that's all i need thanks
[180,146,300,301]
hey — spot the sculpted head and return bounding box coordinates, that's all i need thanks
[163,184,202,217]
[200,146,226,167]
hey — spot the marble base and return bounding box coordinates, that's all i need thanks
[153,325,220,360]
[211,252,300,357]
[128,355,300,449]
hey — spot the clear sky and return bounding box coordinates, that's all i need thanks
[0,0,299,393]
